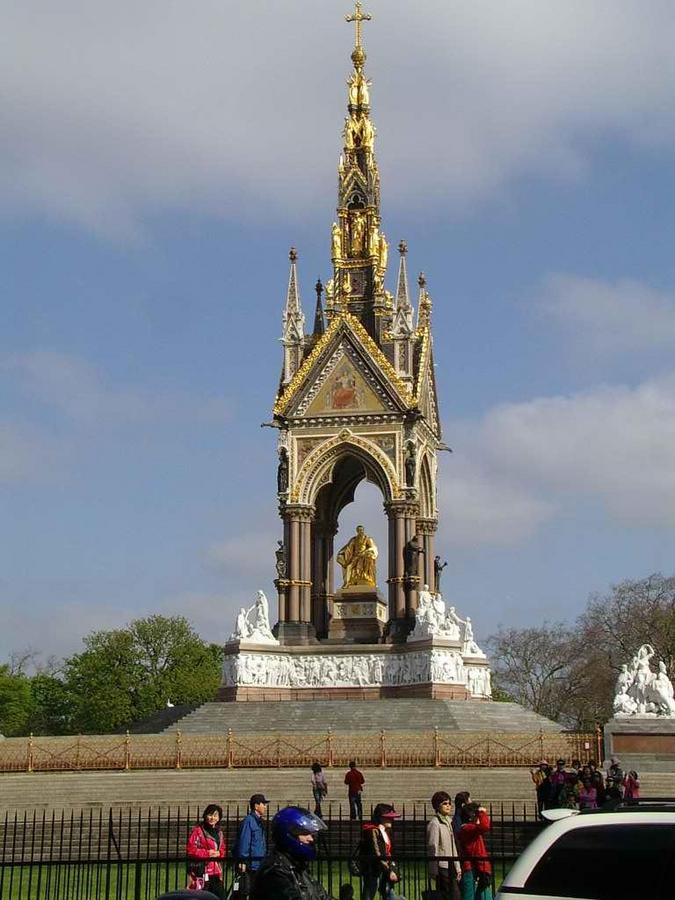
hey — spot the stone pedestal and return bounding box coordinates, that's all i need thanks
[327,586,388,643]
[273,621,317,646]
[604,716,675,770]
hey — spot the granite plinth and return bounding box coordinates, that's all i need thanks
[604,716,675,762]
[327,587,388,643]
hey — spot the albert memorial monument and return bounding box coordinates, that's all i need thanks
[220,3,492,703]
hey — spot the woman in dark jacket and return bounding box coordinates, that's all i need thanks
[359,803,401,900]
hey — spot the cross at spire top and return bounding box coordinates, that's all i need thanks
[345,1,372,53]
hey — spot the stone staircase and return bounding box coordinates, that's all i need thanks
[164,700,562,734]
[2,767,675,815]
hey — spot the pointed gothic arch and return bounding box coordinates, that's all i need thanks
[296,431,397,507]
[418,452,435,519]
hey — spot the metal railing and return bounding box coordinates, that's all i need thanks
[0,729,602,772]
[0,802,540,899]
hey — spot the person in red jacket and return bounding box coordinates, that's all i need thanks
[186,804,227,898]
[456,802,492,900]
[344,761,365,820]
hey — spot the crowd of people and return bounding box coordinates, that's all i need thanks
[530,755,640,815]
[174,765,493,900]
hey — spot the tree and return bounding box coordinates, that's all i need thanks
[487,624,589,727]
[0,665,33,736]
[63,615,223,733]
[488,574,675,730]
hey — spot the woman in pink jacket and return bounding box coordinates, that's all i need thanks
[186,804,227,897]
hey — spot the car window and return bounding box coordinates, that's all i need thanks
[524,823,675,899]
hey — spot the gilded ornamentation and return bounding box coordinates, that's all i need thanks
[336,525,378,587]
[274,312,411,417]
[331,222,342,260]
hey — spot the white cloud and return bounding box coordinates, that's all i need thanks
[439,457,554,548]
[4,351,231,426]
[539,274,675,355]
[444,372,675,546]
[3,2,675,234]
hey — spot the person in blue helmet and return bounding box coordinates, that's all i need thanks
[251,806,334,900]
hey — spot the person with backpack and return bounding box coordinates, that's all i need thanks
[456,803,492,900]
[186,804,227,898]
[359,803,402,900]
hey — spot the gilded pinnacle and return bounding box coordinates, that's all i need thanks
[345,1,372,52]
[398,240,407,256]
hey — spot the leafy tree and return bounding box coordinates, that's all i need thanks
[27,672,75,735]
[63,615,223,733]
[0,665,33,736]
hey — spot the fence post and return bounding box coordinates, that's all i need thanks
[539,728,544,763]
[124,731,131,771]
[27,733,34,773]
[175,731,182,770]
[227,728,233,768]
[595,722,603,763]
[133,859,142,900]
[433,727,440,767]
[276,737,281,768]
[380,729,386,768]
[327,728,334,767]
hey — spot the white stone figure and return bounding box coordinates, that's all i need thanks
[444,606,464,641]
[166,699,174,708]
[614,645,674,717]
[616,663,632,697]
[230,591,279,645]
[650,661,675,715]
[232,608,251,641]
[462,617,486,658]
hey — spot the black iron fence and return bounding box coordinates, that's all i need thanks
[0,802,542,899]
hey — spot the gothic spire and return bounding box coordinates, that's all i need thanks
[392,239,413,335]
[281,247,305,385]
[328,2,387,339]
[312,278,325,337]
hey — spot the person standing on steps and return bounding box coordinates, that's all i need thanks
[344,760,365,820]
[311,763,328,818]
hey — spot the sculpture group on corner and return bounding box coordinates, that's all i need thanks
[408,585,486,657]
[613,644,675,717]
[231,590,279,646]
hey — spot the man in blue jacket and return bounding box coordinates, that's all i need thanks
[234,793,269,878]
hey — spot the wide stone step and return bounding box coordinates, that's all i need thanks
[164,700,561,734]
[2,768,674,814]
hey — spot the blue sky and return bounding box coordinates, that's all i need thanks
[2,0,675,661]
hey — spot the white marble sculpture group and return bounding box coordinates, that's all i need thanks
[408,586,486,657]
[613,644,675,717]
[225,586,491,696]
[230,590,279,645]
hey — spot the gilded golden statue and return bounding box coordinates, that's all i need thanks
[336,525,378,588]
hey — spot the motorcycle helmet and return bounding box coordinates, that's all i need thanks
[271,806,327,861]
